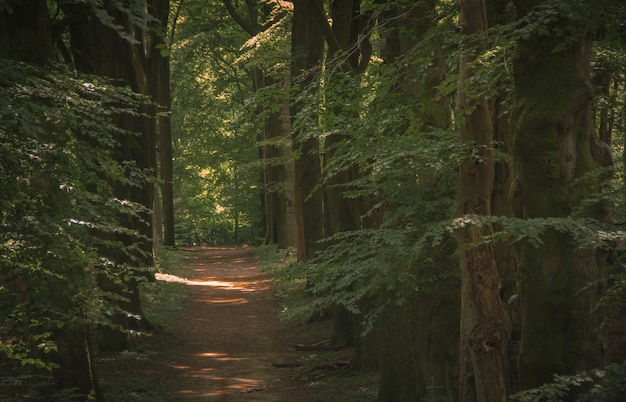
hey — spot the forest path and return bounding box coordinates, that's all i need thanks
[152,245,313,401]
[98,246,323,401]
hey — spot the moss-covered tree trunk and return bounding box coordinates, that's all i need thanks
[374,1,460,400]
[455,0,511,401]
[511,1,606,389]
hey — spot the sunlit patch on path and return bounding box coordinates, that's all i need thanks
[150,246,312,400]
[156,273,238,288]
[155,272,271,292]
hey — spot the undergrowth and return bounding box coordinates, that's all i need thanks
[255,245,380,402]
[141,247,189,329]
[97,247,189,402]
[254,245,313,319]
[511,360,626,402]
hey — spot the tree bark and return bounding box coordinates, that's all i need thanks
[0,0,54,63]
[290,0,324,262]
[264,96,297,248]
[374,2,462,399]
[455,0,511,401]
[62,0,159,351]
[511,1,606,389]
[158,11,175,247]
[0,2,104,399]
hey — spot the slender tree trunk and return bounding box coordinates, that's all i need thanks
[511,1,606,389]
[224,3,295,249]
[455,0,511,401]
[322,0,365,237]
[321,0,370,360]
[158,33,175,247]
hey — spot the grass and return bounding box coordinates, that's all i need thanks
[141,247,189,330]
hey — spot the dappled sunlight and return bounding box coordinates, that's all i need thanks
[176,376,265,397]
[155,272,271,292]
[174,351,266,397]
[147,246,294,399]
[196,352,247,361]
[197,297,248,304]
[156,273,238,288]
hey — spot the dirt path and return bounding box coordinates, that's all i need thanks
[97,246,376,401]
[153,245,313,401]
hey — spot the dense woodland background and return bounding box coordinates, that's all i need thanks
[2,0,626,401]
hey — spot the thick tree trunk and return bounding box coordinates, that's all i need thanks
[511,3,606,389]
[321,0,372,362]
[455,1,511,401]
[63,0,158,351]
[0,2,104,399]
[0,0,54,63]
[261,87,296,249]
[373,1,461,399]
[52,326,102,400]
[290,0,324,262]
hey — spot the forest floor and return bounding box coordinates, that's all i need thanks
[96,245,379,401]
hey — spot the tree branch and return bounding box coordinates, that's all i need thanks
[168,0,185,45]
[310,0,357,75]
[223,0,256,36]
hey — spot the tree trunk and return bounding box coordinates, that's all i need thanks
[486,1,519,394]
[63,0,158,351]
[511,2,606,389]
[455,0,511,401]
[0,2,104,399]
[0,0,54,63]
[290,0,324,262]
[373,1,461,399]
[320,0,373,362]
[262,85,296,249]
[158,28,176,247]
[224,3,296,250]
[52,326,102,400]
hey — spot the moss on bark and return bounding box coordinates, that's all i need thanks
[511,13,605,389]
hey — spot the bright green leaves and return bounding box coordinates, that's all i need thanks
[156,42,170,57]
[170,0,263,245]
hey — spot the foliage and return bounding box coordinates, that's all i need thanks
[449,214,626,250]
[268,5,462,335]
[0,59,153,369]
[236,2,292,79]
[170,0,262,246]
[511,361,626,402]
[0,374,85,401]
[142,248,188,326]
